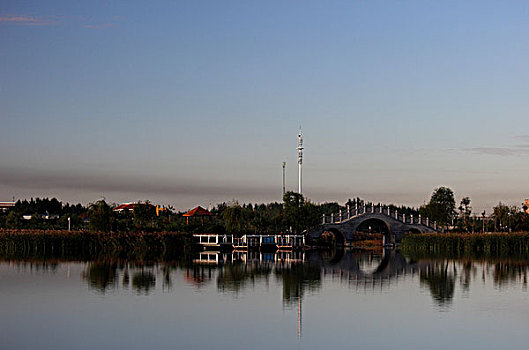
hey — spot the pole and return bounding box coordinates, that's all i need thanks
[298,288,302,340]
[282,162,286,196]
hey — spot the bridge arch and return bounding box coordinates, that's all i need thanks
[321,228,346,247]
[353,217,393,244]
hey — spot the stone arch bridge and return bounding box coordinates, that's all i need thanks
[307,203,438,244]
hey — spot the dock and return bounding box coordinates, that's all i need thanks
[193,233,305,250]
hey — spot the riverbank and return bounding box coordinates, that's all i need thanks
[0,229,196,261]
[402,232,529,258]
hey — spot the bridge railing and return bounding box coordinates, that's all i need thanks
[322,204,437,230]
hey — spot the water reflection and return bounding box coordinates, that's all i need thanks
[83,262,118,293]
[419,262,456,308]
[132,270,156,294]
[3,251,529,348]
[492,261,529,289]
[16,249,525,309]
[276,263,321,307]
[82,262,159,294]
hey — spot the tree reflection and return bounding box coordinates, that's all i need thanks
[132,271,156,294]
[185,265,215,288]
[459,261,473,293]
[217,263,272,294]
[69,250,529,309]
[122,270,130,288]
[161,266,172,290]
[420,262,455,308]
[275,263,321,306]
[84,262,118,293]
[492,261,529,288]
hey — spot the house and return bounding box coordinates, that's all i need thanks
[113,201,154,213]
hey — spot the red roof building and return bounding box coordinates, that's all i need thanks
[182,206,213,225]
[113,202,154,213]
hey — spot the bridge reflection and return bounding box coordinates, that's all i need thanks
[72,250,529,310]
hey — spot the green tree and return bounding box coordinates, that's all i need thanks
[283,191,308,234]
[221,201,247,235]
[457,197,472,232]
[5,211,22,229]
[420,187,456,230]
[133,201,156,231]
[512,208,529,231]
[493,202,510,232]
[88,200,113,232]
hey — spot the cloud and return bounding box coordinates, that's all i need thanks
[514,135,529,141]
[0,15,121,29]
[83,16,122,29]
[462,147,529,156]
[0,168,275,198]
[459,136,529,157]
[83,22,118,29]
[0,16,59,26]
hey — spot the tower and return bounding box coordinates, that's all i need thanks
[282,162,286,195]
[297,129,303,194]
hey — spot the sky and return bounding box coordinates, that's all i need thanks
[1,1,529,212]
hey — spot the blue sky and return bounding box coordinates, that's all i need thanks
[1,1,529,212]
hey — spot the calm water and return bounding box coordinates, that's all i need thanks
[1,249,529,350]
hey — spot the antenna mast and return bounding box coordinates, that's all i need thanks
[297,128,303,194]
[282,162,286,196]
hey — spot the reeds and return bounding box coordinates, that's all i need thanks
[0,229,196,261]
[402,232,529,259]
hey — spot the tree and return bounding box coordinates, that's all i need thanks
[457,197,472,232]
[492,202,510,232]
[133,201,155,231]
[221,201,247,235]
[512,208,529,232]
[5,211,22,229]
[88,200,113,232]
[419,187,456,230]
[283,191,308,234]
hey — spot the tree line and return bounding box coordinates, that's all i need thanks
[419,187,529,232]
[1,188,528,233]
[0,193,420,234]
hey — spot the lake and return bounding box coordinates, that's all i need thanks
[1,249,528,349]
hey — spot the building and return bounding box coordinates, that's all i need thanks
[0,201,15,212]
[113,201,154,213]
[113,201,169,216]
[182,206,213,225]
[22,213,60,220]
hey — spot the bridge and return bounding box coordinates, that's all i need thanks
[307,203,438,245]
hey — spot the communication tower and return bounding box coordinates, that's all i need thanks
[297,129,303,194]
